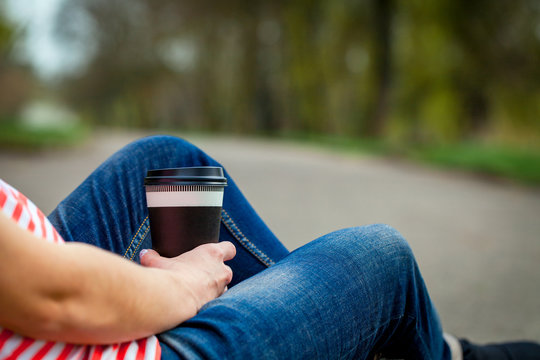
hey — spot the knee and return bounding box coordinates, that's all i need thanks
[122,135,217,167]
[127,135,198,157]
[325,224,415,269]
[358,223,411,254]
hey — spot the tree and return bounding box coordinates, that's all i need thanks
[54,0,540,144]
[0,3,34,119]
[367,0,393,137]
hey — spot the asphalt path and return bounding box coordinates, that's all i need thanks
[1,130,539,344]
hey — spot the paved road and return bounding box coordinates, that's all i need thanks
[1,130,539,343]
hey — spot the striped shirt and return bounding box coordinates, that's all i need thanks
[0,179,161,360]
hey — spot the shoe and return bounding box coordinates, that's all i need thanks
[459,338,540,360]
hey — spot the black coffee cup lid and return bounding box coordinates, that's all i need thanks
[144,167,227,186]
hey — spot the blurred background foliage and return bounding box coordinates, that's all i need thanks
[0,0,539,182]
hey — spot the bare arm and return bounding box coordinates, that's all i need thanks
[0,212,235,344]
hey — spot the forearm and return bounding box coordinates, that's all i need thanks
[36,242,197,344]
[0,213,196,344]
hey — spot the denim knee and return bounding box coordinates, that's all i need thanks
[126,135,200,158]
[322,224,415,274]
[118,135,217,169]
[357,224,412,257]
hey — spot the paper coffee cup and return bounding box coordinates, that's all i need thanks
[144,167,227,257]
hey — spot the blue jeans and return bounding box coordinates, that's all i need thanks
[48,136,450,360]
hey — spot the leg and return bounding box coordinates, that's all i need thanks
[48,135,289,285]
[159,224,451,360]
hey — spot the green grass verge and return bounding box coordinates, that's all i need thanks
[278,133,540,186]
[0,121,90,150]
[408,143,540,185]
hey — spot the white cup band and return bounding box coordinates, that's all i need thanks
[146,190,224,207]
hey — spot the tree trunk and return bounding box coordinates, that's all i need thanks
[366,0,393,137]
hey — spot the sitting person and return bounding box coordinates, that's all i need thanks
[0,135,538,360]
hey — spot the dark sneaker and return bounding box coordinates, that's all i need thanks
[460,338,540,360]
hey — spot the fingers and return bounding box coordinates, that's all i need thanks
[139,249,161,267]
[223,264,233,285]
[218,241,236,262]
[191,242,236,261]
[140,244,233,305]
[215,265,232,297]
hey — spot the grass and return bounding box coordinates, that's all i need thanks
[0,120,90,150]
[278,132,540,186]
[2,122,537,186]
[409,143,540,185]
[278,132,392,155]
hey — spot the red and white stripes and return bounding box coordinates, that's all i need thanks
[0,179,161,360]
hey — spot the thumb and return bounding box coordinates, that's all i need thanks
[139,249,162,267]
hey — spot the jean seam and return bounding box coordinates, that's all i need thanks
[123,215,149,259]
[221,209,275,267]
[129,225,150,261]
